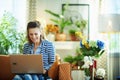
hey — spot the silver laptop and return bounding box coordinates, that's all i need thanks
[10,54,44,74]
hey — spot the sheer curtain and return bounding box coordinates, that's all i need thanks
[108,33,120,80]
[100,0,120,80]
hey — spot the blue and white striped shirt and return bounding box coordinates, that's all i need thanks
[23,40,55,70]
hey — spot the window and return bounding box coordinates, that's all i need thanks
[0,0,27,32]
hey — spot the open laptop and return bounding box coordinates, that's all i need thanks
[10,54,44,74]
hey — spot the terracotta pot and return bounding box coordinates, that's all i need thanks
[69,34,78,41]
[56,33,66,41]
[69,34,81,41]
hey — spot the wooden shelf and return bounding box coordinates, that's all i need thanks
[53,41,80,50]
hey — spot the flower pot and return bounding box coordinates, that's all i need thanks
[47,33,55,41]
[56,33,66,41]
[69,34,79,41]
[85,76,90,80]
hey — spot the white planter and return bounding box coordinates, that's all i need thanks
[85,76,90,80]
[47,33,55,42]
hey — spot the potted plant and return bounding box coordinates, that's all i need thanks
[45,7,72,41]
[94,68,105,80]
[63,55,78,69]
[69,29,79,41]
[0,11,26,55]
[45,24,59,41]
[75,19,87,32]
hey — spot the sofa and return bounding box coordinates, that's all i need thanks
[0,55,72,80]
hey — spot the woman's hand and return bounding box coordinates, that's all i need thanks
[43,69,47,74]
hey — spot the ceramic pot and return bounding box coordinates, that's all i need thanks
[47,33,55,41]
[56,33,66,41]
[85,76,90,80]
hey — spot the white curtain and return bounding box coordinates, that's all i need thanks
[108,33,120,80]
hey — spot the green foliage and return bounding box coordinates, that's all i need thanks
[45,9,72,33]
[80,40,105,58]
[0,11,26,55]
[63,55,74,63]
[84,68,91,76]
[75,19,87,31]
[69,29,76,34]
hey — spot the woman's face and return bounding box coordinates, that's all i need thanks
[28,27,41,43]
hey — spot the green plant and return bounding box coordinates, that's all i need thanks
[45,9,72,33]
[64,47,84,65]
[84,68,91,76]
[69,29,76,35]
[75,19,87,31]
[63,55,74,64]
[0,11,26,55]
[80,40,105,58]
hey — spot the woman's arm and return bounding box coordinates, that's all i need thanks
[45,41,55,70]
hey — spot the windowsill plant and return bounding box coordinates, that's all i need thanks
[0,11,26,54]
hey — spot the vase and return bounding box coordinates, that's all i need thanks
[85,76,90,80]
[47,33,55,41]
[56,33,66,41]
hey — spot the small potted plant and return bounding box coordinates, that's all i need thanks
[94,68,105,80]
[69,29,79,41]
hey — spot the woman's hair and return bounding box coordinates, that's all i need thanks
[27,20,46,43]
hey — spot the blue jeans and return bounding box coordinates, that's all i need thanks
[13,74,45,80]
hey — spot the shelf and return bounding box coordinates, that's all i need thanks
[53,41,80,50]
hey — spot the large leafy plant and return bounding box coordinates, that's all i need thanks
[0,11,26,55]
[45,7,72,33]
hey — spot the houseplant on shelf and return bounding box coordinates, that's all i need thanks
[45,24,59,41]
[75,19,87,32]
[0,11,26,55]
[69,29,79,41]
[45,6,72,41]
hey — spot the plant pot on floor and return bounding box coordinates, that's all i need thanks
[94,77,104,80]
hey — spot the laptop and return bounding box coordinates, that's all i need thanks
[10,54,44,74]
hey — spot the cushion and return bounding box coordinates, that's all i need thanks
[48,61,60,80]
[59,63,72,80]
[0,55,15,80]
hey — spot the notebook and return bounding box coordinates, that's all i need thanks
[10,54,44,74]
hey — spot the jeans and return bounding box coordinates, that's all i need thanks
[13,74,45,80]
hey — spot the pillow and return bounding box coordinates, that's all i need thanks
[48,61,60,80]
[59,63,72,80]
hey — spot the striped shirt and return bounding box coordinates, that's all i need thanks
[23,40,55,70]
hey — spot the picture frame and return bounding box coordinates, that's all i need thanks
[62,4,90,39]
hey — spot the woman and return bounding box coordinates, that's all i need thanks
[13,20,55,80]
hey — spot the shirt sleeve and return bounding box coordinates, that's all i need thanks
[45,41,55,70]
[23,43,32,54]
